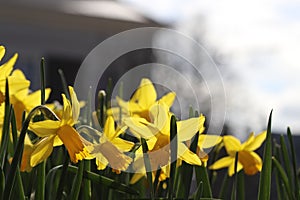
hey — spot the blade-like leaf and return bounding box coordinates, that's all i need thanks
[67,165,139,195]
[69,161,84,200]
[258,110,273,200]
[141,138,154,200]
[169,115,177,200]
[272,157,293,199]
[3,106,52,199]
[287,127,300,199]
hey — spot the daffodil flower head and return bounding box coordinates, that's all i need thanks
[81,116,134,173]
[108,78,176,121]
[124,103,204,173]
[10,70,51,130]
[29,86,89,167]
[209,131,267,176]
[0,46,30,106]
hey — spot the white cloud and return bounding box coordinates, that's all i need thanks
[121,0,300,134]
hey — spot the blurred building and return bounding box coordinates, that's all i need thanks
[0,1,161,101]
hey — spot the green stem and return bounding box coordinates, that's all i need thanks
[141,138,154,200]
[35,162,46,199]
[169,115,177,200]
[69,161,84,200]
[231,152,239,200]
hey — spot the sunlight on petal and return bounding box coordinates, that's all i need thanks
[223,135,242,156]
[209,156,234,170]
[30,137,54,167]
[29,120,60,137]
[178,143,201,166]
[243,131,267,151]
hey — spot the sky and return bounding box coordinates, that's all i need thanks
[121,0,300,135]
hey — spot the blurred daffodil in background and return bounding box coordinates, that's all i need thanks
[209,131,267,176]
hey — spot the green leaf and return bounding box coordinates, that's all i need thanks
[141,138,154,200]
[195,165,212,198]
[56,149,70,200]
[218,173,229,199]
[237,171,245,200]
[106,77,113,109]
[3,105,51,199]
[0,80,11,168]
[67,165,139,195]
[97,90,106,128]
[82,160,92,199]
[181,109,199,199]
[272,157,293,199]
[58,69,70,100]
[258,110,273,200]
[69,161,84,200]
[194,181,203,200]
[287,127,300,199]
[10,109,18,150]
[231,152,239,200]
[0,168,4,197]
[12,168,25,200]
[279,135,293,192]
[40,57,46,105]
[169,115,177,200]
[35,162,46,199]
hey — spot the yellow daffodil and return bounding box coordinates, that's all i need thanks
[108,78,176,121]
[209,131,267,176]
[0,46,30,106]
[29,86,89,167]
[9,70,51,130]
[80,115,134,173]
[124,103,205,174]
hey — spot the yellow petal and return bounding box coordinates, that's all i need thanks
[223,135,241,156]
[95,153,109,170]
[123,117,158,139]
[241,132,255,149]
[228,160,243,176]
[198,135,222,149]
[0,53,18,78]
[68,86,80,122]
[149,103,169,133]
[23,88,51,111]
[177,117,201,142]
[104,116,116,139]
[0,46,5,61]
[6,76,30,96]
[30,137,54,167]
[209,156,234,170]
[243,131,267,151]
[178,143,201,166]
[132,78,157,108]
[158,92,176,108]
[29,120,60,137]
[111,137,134,151]
[53,135,63,147]
[61,94,73,125]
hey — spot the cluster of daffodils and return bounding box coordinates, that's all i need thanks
[0,45,267,183]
